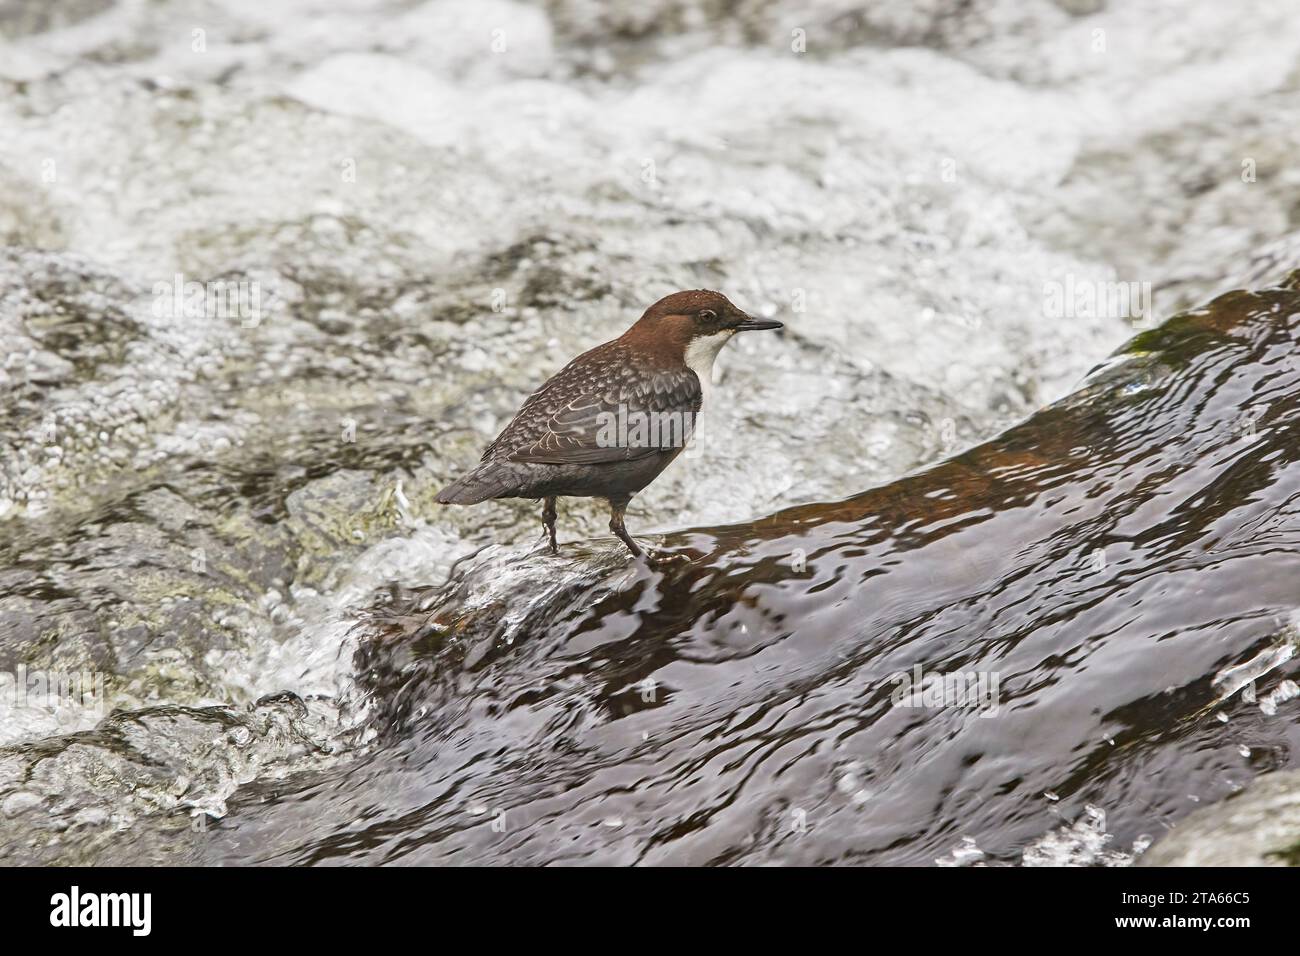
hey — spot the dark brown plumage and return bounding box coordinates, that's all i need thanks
[437,290,782,557]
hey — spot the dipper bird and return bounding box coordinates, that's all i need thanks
[436,289,783,557]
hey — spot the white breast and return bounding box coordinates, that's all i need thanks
[683,330,736,402]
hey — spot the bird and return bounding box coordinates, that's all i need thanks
[436,289,783,557]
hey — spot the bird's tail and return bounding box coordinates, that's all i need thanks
[435,464,517,505]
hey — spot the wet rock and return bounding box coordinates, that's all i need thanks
[0,693,345,865]
[1140,771,1300,867]
[284,469,406,589]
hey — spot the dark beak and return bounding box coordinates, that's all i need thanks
[733,314,784,332]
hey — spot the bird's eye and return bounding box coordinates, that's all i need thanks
[699,310,716,322]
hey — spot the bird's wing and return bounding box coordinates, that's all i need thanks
[482,342,703,466]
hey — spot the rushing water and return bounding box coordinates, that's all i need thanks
[2,0,1300,865]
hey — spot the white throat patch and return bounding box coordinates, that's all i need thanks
[683,330,736,400]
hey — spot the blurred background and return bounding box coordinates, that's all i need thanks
[1,0,1298,864]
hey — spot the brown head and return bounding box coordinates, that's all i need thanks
[620,290,783,378]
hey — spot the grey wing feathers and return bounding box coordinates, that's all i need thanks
[482,342,702,467]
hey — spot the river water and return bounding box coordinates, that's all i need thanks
[1,0,1299,864]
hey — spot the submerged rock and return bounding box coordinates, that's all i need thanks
[224,271,1300,865]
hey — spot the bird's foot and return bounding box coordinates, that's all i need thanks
[541,496,559,555]
[532,529,561,557]
[642,547,691,569]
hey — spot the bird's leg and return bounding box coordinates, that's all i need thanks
[607,498,643,558]
[541,496,558,554]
